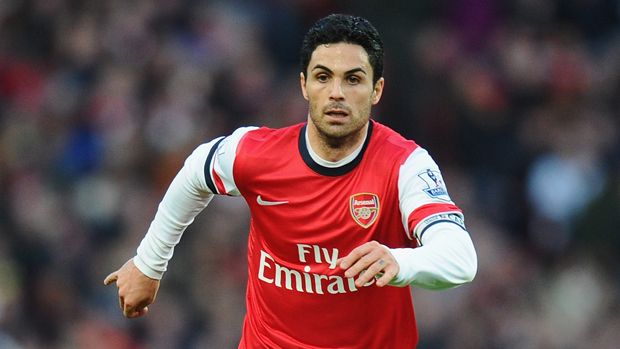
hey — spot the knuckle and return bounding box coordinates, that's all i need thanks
[349,265,363,276]
[361,258,373,266]
[390,268,399,278]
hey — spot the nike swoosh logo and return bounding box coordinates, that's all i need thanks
[256,195,289,206]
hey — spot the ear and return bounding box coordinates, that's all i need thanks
[371,77,385,105]
[300,72,309,101]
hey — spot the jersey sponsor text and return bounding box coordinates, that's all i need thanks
[257,244,374,294]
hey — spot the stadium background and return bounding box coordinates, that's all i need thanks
[1,0,619,348]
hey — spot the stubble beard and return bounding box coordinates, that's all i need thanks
[309,101,371,149]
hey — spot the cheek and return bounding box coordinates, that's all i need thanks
[358,103,371,119]
[351,94,374,112]
[307,98,321,117]
[304,85,319,101]
[307,88,328,106]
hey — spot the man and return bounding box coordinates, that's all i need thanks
[105,14,477,348]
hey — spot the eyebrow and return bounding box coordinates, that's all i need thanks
[311,64,367,75]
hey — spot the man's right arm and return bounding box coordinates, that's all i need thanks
[104,127,256,317]
[133,140,218,279]
[103,139,218,318]
[133,126,257,277]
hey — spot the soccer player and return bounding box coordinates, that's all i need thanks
[104,14,477,348]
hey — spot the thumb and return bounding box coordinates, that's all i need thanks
[103,272,118,286]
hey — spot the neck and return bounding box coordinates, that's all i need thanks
[307,122,369,162]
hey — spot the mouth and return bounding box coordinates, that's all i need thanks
[324,108,350,119]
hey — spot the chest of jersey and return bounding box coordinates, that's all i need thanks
[233,127,414,274]
[231,124,420,348]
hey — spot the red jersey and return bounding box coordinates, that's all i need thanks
[202,120,461,348]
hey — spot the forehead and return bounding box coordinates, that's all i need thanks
[309,42,371,72]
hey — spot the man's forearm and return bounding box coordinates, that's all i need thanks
[389,222,477,289]
[134,148,214,279]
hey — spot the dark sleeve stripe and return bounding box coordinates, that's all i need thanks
[407,203,462,238]
[418,219,466,242]
[204,137,226,194]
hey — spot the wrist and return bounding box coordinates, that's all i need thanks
[387,248,414,287]
[132,255,164,280]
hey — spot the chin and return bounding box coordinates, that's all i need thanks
[320,123,360,140]
[309,113,367,139]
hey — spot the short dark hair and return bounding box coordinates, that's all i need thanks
[300,14,384,84]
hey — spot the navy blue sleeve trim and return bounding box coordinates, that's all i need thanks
[418,220,466,242]
[203,137,225,194]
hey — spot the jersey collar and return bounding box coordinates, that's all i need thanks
[298,120,374,176]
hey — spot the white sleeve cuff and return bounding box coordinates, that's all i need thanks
[389,222,477,289]
[133,255,164,280]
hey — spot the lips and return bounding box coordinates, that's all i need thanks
[324,104,350,118]
[325,109,349,117]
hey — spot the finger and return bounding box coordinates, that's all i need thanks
[104,272,118,285]
[123,302,135,318]
[124,305,149,319]
[375,267,398,287]
[339,243,375,270]
[344,251,382,279]
[133,306,149,318]
[119,295,125,311]
[354,258,386,287]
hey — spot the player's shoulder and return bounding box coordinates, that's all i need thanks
[370,120,419,154]
[234,123,304,157]
[241,123,304,142]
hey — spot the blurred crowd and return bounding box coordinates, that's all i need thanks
[1,0,619,348]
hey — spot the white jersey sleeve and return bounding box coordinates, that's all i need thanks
[390,146,477,289]
[398,147,465,240]
[134,127,256,279]
[204,127,258,196]
[389,222,477,289]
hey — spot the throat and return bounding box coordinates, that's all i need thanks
[320,136,359,161]
[306,124,368,164]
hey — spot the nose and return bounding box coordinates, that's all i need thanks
[328,79,345,101]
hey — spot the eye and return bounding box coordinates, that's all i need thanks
[316,74,329,83]
[347,75,361,84]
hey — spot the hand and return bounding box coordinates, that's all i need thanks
[339,241,399,287]
[104,258,160,318]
